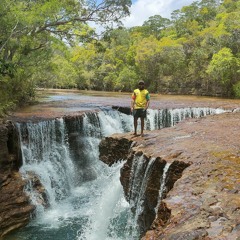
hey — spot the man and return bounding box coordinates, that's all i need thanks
[131,80,150,137]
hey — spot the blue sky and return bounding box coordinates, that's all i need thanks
[123,0,198,27]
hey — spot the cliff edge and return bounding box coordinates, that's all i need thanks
[99,112,240,240]
[0,123,35,238]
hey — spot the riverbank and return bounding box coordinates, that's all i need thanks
[0,90,240,239]
[9,89,240,121]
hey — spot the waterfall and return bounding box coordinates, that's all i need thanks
[155,163,171,212]
[77,162,129,240]
[9,106,226,240]
[126,155,156,239]
[11,109,134,240]
[146,107,226,130]
[17,118,75,211]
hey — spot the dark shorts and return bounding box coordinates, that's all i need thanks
[133,109,147,118]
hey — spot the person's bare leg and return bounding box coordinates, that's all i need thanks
[140,117,144,136]
[134,117,138,135]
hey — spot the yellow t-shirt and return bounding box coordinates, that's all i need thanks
[132,89,150,109]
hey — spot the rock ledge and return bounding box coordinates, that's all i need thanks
[99,112,240,240]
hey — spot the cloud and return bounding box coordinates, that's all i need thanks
[122,0,198,28]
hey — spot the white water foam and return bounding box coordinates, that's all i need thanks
[125,155,156,239]
[13,107,226,240]
[17,118,75,212]
[14,110,133,240]
[77,162,129,240]
[146,107,226,130]
[155,162,171,213]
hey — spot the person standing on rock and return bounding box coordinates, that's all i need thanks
[131,80,150,137]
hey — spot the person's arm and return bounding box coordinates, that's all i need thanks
[145,92,150,110]
[131,99,135,112]
[145,99,150,110]
[131,92,136,112]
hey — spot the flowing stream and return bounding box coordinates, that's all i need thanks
[5,107,225,240]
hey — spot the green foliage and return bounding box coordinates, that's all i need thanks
[71,0,238,97]
[207,48,234,83]
[206,47,240,96]
[1,0,240,114]
[0,0,132,114]
[233,81,240,98]
[115,67,138,91]
[142,15,171,39]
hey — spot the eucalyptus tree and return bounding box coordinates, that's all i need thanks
[206,47,240,97]
[171,0,220,37]
[142,15,171,39]
[134,36,161,92]
[171,1,200,37]
[94,27,135,91]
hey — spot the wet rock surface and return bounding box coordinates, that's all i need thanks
[99,112,240,239]
[9,89,240,121]
[99,137,133,166]
[0,172,35,238]
[0,123,34,238]
[1,90,240,239]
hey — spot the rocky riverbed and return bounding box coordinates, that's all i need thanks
[10,89,240,120]
[99,112,240,240]
[0,90,240,239]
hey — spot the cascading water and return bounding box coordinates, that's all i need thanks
[6,109,134,240]
[6,107,226,240]
[146,107,226,130]
[77,163,129,240]
[17,118,76,209]
[155,163,171,212]
[126,155,156,239]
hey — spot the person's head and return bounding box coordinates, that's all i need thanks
[138,80,145,90]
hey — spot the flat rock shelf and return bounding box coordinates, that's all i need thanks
[99,112,240,240]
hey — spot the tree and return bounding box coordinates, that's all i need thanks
[206,47,240,96]
[115,66,138,91]
[142,15,171,39]
[0,0,131,114]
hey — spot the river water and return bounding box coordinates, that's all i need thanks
[6,110,136,240]
[5,96,226,240]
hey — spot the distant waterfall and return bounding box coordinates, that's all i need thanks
[146,107,226,130]
[11,106,226,240]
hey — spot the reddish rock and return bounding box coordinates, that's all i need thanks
[26,172,49,208]
[0,122,34,238]
[99,112,240,239]
[0,172,35,237]
[0,123,11,170]
[99,136,133,166]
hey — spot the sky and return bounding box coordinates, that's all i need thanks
[122,0,198,27]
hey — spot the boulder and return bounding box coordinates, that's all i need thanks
[0,172,35,237]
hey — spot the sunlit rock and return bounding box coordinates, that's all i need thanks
[99,112,240,239]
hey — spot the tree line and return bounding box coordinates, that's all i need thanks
[0,0,239,116]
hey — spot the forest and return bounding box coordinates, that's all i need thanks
[0,0,239,116]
